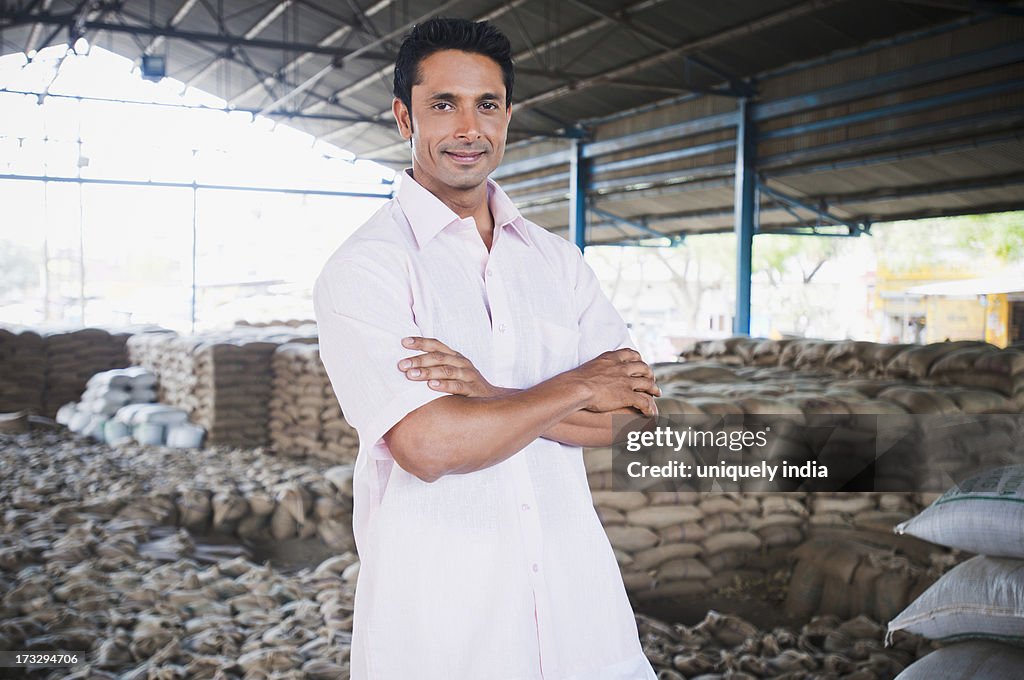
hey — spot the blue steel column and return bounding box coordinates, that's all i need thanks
[733,97,757,335]
[569,137,588,253]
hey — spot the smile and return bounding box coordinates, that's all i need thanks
[445,151,485,164]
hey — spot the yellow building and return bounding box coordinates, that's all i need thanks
[905,276,1024,347]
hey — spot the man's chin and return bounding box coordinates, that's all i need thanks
[442,170,490,190]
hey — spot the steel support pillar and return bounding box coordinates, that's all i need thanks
[569,137,588,253]
[733,97,757,336]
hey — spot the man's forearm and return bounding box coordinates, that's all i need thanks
[490,386,637,447]
[384,372,594,482]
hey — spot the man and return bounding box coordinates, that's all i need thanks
[313,17,660,679]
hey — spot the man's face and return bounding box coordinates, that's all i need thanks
[393,49,512,194]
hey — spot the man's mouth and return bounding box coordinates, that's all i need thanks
[445,150,485,164]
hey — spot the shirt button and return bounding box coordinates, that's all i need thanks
[521,503,530,511]
[532,563,539,573]
[486,269,493,277]
[498,323,506,333]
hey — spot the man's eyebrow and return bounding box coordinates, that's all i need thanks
[425,91,504,102]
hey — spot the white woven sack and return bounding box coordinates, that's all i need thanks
[887,555,1024,644]
[895,465,1024,558]
[894,640,1024,679]
[166,423,206,449]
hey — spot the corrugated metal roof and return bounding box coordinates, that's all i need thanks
[2,0,1022,238]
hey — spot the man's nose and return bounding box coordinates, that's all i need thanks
[454,108,482,141]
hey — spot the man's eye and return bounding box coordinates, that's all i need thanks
[433,102,452,110]
[480,102,499,110]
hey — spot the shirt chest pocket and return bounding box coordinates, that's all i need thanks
[533,317,581,380]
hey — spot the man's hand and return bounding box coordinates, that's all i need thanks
[398,336,503,398]
[569,348,661,417]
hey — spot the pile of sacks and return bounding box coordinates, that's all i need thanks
[127,327,318,448]
[888,464,1024,678]
[0,324,151,417]
[56,367,206,448]
[681,337,1024,406]
[269,343,359,463]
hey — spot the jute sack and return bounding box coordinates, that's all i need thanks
[887,555,1024,643]
[894,641,1024,679]
[895,464,1024,558]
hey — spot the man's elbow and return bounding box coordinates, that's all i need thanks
[383,421,447,483]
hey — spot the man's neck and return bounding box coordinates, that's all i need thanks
[410,170,495,242]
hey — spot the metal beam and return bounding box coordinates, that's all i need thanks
[765,109,1024,175]
[733,98,756,336]
[6,9,394,59]
[186,0,296,88]
[569,137,588,252]
[0,86,388,125]
[563,0,753,97]
[589,206,684,244]
[755,41,1024,121]
[143,0,199,55]
[228,0,396,106]
[514,0,846,112]
[0,172,393,198]
[758,183,864,234]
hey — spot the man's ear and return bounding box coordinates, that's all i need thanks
[393,98,413,140]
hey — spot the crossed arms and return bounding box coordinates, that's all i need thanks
[383,336,661,483]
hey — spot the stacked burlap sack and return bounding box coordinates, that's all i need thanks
[889,464,1024,678]
[0,324,151,417]
[269,343,358,463]
[127,327,317,448]
[583,388,974,614]
[679,337,1024,409]
[0,325,45,413]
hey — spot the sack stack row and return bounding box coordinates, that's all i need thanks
[127,328,318,448]
[647,363,1020,489]
[270,343,359,463]
[888,464,1024,679]
[681,337,1024,406]
[0,324,149,417]
[585,455,951,617]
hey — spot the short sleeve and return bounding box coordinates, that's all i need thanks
[313,256,447,462]
[571,247,638,363]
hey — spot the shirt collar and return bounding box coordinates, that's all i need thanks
[395,168,532,249]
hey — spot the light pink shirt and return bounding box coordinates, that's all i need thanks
[313,169,656,680]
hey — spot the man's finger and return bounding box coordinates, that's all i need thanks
[403,365,461,381]
[402,336,457,355]
[624,360,654,379]
[630,377,660,396]
[398,352,468,371]
[426,379,466,395]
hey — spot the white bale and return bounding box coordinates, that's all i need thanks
[887,555,1024,644]
[55,402,77,426]
[894,641,1024,679]
[133,422,166,446]
[130,403,190,426]
[68,409,92,433]
[896,464,1024,558]
[166,422,206,448]
[103,419,131,445]
[83,414,108,442]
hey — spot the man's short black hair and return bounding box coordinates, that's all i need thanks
[393,17,514,112]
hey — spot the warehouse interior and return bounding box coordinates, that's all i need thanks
[2,0,1024,678]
